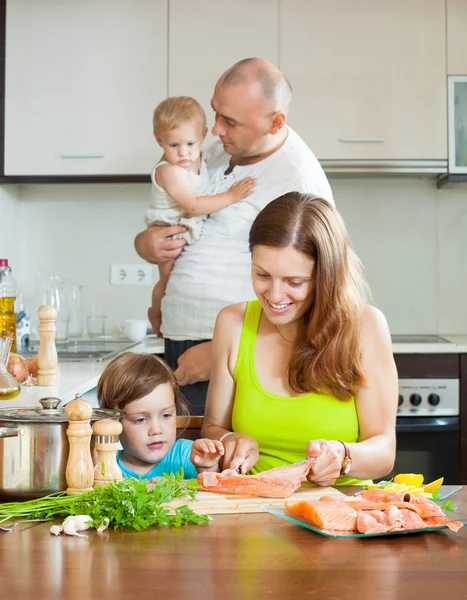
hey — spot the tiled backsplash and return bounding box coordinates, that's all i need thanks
[1,176,466,335]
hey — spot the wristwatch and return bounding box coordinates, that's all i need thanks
[338,441,352,476]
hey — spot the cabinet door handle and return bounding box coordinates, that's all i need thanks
[60,154,104,159]
[339,137,384,143]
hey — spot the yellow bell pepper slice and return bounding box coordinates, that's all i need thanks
[423,477,444,493]
[393,473,424,487]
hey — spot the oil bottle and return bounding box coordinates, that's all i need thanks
[0,259,17,353]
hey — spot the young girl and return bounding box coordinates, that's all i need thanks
[97,352,224,479]
[145,96,256,336]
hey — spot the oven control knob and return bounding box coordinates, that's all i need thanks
[410,393,422,406]
[398,394,404,406]
[428,393,440,406]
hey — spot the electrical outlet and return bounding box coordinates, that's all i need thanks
[110,264,153,286]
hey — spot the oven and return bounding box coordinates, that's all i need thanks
[384,376,460,484]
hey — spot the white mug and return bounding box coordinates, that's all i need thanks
[121,319,148,343]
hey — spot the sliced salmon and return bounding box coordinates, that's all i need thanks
[285,500,358,531]
[197,459,314,498]
[357,511,388,533]
[423,517,463,532]
[342,499,423,515]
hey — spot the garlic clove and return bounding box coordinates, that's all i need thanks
[50,525,63,536]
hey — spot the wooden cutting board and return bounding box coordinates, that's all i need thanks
[166,485,347,515]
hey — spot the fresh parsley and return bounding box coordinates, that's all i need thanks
[431,489,441,501]
[441,500,458,512]
[0,471,211,531]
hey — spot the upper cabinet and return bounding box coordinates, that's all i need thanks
[447,0,467,75]
[168,0,279,133]
[4,0,167,176]
[280,0,447,161]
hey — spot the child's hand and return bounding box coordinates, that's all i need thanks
[191,438,225,471]
[227,177,256,202]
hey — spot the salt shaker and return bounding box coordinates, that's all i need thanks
[92,419,124,487]
[65,394,94,495]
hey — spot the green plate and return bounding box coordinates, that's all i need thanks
[261,505,467,538]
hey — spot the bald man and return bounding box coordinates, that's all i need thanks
[135,58,333,414]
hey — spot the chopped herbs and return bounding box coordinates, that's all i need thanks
[0,471,211,531]
[441,500,458,512]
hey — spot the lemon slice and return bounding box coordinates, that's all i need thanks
[423,477,444,493]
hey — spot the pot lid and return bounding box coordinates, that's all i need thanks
[0,395,121,423]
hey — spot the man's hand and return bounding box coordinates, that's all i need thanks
[134,224,187,264]
[191,438,224,471]
[305,439,345,487]
[221,433,259,475]
[174,341,212,386]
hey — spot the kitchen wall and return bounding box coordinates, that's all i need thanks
[0,184,20,266]
[1,177,466,336]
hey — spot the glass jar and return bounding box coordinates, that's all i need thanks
[0,259,17,353]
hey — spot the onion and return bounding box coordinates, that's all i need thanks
[28,355,39,377]
[7,353,30,384]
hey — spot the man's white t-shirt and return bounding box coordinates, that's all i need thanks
[161,127,333,341]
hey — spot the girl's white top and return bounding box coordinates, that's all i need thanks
[161,127,334,341]
[144,160,210,244]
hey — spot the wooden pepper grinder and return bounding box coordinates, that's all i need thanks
[65,394,94,495]
[37,305,58,386]
[92,419,124,487]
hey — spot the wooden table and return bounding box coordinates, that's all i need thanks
[1,487,467,599]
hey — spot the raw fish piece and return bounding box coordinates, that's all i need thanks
[356,511,388,534]
[197,459,314,498]
[285,499,358,531]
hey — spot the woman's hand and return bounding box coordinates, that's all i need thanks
[191,438,225,472]
[221,433,259,475]
[305,439,346,487]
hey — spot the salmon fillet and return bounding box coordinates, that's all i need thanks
[285,492,463,535]
[285,499,358,531]
[197,459,314,498]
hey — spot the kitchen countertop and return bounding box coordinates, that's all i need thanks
[1,486,466,599]
[392,335,467,354]
[2,335,165,409]
[4,334,467,410]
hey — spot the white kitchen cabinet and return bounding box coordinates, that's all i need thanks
[4,0,167,176]
[168,0,279,134]
[279,0,447,161]
[447,0,467,75]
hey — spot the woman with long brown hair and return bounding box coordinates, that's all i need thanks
[201,192,398,486]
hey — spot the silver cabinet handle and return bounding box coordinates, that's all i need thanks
[339,137,384,143]
[60,154,104,159]
[0,427,19,438]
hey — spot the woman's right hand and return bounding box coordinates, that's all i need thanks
[221,433,259,474]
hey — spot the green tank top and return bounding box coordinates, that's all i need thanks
[232,300,369,486]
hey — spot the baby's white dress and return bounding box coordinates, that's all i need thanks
[144,160,210,244]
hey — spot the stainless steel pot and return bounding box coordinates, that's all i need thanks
[0,396,121,499]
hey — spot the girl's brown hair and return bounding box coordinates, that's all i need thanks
[97,352,189,415]
[249,192,371,401]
